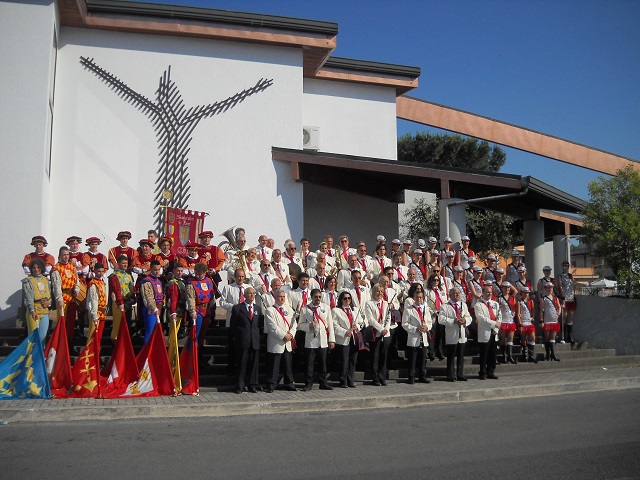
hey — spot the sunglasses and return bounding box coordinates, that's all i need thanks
[343,297,352,300]
[312,295,322,299]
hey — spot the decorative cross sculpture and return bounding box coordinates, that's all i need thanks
[80,56,273,231]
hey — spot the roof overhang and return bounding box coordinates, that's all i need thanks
[272,147,585,237]
[57,0,420,93]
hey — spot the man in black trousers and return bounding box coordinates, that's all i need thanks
[230,286,263,393]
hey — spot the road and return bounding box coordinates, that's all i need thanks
[2,389,639,480]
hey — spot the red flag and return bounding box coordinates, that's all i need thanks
[44,315,72,398]
[119,322,175,397]
[179,325,199,396]
[71,322,104,398]
[100,313,139,398]
[165,207,206,257]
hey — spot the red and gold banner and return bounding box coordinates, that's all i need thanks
[165,207,206,256]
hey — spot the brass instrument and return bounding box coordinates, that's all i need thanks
[219,226,240,252]
[301,248,308,271]
[234,249,248,272]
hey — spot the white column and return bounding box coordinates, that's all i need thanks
[553,234,570,274]
[439,198,466,243]
[524,220,545,288]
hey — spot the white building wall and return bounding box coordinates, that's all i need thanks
[301,79,399,245]
[0,0,58,324]
[302,79,398,160]
[51,28,304,253]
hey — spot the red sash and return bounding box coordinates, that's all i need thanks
[312,306,329,337]
[484,301,496,320]
[276,306,296,350]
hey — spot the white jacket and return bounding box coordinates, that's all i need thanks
[439,301,472,344]
[298,302,335,348]
[402,302,433,347]
[264,304,296,353]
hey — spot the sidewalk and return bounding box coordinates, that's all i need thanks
[2,365,639,424]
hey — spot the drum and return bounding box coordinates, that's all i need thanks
[75,280,87,311]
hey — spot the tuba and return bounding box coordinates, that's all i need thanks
[220,226,240,251]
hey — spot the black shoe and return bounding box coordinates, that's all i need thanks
[284,384,297,391]
[319,383,333,390]
[408,378,415,384]
[371,381,381,386]
[248,386,258,393]
[235,388,243,394]
[303,384,313,392]
[447,377,456,382]
[419,377,431,384]
[456,376,468,381]
[478,374,487,380]
[427,352,436,361]
[487,373,499,380]
[380,380,388,386]
[437,355,445,361]
[339,384,349,388]
[265,387,274,393]
[348,383,356,388]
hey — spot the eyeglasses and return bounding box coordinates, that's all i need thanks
[340,239,348,243]
[343,297,352,300]
[312,295,322,299]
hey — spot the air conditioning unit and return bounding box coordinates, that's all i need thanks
[302,126,319,151]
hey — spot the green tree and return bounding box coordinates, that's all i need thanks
[398,132,506,171]
[581,165,640,298]
[400,199,523,262]
[400,197,439,241]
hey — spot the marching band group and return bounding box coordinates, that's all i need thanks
[20,228,577,393]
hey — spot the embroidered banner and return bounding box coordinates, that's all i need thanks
[165,207,206,256]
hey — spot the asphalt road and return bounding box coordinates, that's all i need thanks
[2,389,639,480]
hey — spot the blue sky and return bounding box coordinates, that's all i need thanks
[150,0,640,199]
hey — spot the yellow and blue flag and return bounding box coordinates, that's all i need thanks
[0,330,51,399]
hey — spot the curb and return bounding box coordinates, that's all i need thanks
[2,373,640,424]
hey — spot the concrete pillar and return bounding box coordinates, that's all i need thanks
[439,198,466,244]
[524,220,545,288]
[553,234,570,274]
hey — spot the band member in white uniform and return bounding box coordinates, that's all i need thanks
[252,259,275,310]
[337,254,363,290]
[425,272,446,361]
[322,276,340,310]
[556,260,577,345]
[402,289,432,384]
[271,249,292,287]
[516,286,537,363]
[540,281,562,361]
[497,281,518,364]
[365,285,392,386]
[332,291,362,388]
[264,289,297,393]
[355,243,374,284]
[255,234,272,262]
[439,287,473,382]
[456,235,474,270]
[506,249,521,285]
[298,288,335,391]
[474,285,502,380]
[371,243,392,284]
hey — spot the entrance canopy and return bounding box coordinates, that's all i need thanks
[272,147,585,237]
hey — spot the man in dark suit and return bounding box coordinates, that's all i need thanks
[230,286,263,393]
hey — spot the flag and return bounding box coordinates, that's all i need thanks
[100,313,139,398]
[71,322,103,398]
[179,324,199,396]
[168,317,182,393]
[165,207,206,256]
[120,322,175,397]
[44,315,72,398]
[0,330,51,399]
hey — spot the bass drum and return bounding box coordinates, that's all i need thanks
[75,279,87,312]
